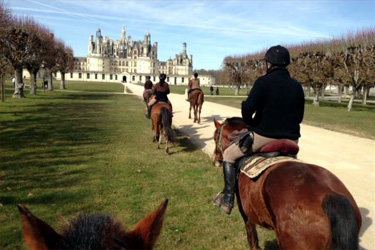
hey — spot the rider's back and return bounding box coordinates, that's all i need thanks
[242,68,304,140]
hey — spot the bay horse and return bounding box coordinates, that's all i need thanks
[151,102,176,154]
[212,117,361,250]
[18,199,168,250]
[188,90,204,124]
[143,89,153,113]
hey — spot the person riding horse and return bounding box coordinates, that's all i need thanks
[144,75,153,91]
[213,45,305,215]
[186,72,202,101]
[146,74,172,119]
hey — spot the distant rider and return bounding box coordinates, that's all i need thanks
[186,72,201,101]
[146,73,172,119]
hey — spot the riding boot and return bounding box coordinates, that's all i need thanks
[213,161,236,215]
[145,106,151,119]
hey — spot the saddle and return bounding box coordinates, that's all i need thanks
[236,139,300,179]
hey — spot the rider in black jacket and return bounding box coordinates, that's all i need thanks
[214,45,305,215]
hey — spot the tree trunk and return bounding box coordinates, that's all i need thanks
[362,87,368,105]
[337,84,342,103]
[29,70,38,95]
[12,66,25,98]
[1,70,4,103]
[60,72,66,89]
[48,71,54,91]
[234,84,240,96]
[312,87,320,106]
[306,83,311,98]
[347,94,354,111]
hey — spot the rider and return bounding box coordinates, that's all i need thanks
[145,73,172,119]
[186,72,201,101]
[213,45,305,215]
[144,75,153,91]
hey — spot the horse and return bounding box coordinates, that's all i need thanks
[18,199,168,250]
[212,117,361,250]
[151,102,176,154]
[188,89,204,124]
[143,89,153,113]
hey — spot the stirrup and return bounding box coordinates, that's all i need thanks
[213,191,223,207]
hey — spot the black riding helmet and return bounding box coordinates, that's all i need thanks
[159,73,166,81]
[265,45,290,67]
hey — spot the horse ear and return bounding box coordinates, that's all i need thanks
[17,205,63,250]
[214,119,221,129]
[129,199,168,249]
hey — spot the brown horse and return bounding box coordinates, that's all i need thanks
[18,199,168,250]
[151,102,176,154]
[212,117,361,250]
[188,90,204,124]
[143,89,153,112]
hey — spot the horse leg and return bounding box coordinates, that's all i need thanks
[189,103,192,119]
[165,138,169,155]
[194,105,198,123]
[245,221,261,250]
[198,104,202,124]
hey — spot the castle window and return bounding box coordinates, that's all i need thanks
[87,73,90,79]
[102,74,105,80]
[95,74,98,79]
[132,75,135,81]
[126,61,128,66]
[70,73,73,78]
[182,77,184,83]
[139,76,142,81]
[79,73,82,79]
[110,74,113,80]
[115,75,118,80]
[167,77,169,82]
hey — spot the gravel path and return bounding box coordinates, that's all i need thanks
[125,83,374,249]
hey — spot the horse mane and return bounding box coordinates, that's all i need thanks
[224,117,247,128]
[61,214,127,249]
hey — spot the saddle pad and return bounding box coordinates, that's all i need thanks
[240,156,301,179]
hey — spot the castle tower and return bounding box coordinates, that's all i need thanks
[88,35,94,54]
[95,28,103,54]
[182,42,187,54]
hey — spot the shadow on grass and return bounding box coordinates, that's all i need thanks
[0,92,114,207]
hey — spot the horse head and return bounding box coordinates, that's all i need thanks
[18,199,168,250]
[212,117,248,167]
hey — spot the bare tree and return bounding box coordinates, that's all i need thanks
[54,41,74,90]
[224,56,249,95]
[0,1,12,102]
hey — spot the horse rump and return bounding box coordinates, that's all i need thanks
[161,107,176,143]
[322,193,359,250]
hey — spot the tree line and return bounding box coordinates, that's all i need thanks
[221,29,374,111]
[0,2,74,101]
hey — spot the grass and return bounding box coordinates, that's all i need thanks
[168,84,248,96]
[0,80,276,250]
[205,96,375,140]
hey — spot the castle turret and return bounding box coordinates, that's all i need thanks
[88,35,94,54]
[183,42,187,54]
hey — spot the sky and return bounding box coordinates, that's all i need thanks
[4,0,375,70]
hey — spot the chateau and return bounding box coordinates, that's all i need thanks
[26,27,215,86]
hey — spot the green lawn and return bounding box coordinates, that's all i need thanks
[0,80,276,250]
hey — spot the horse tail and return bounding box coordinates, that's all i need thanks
[322,194,359,250]
[161,107,176,142]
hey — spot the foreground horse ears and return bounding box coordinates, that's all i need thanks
[18,199,169,250]
[128,199,169,249]
[214,118,221,129]
[17,205,63,250]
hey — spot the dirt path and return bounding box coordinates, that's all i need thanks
[125,83,374,249]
